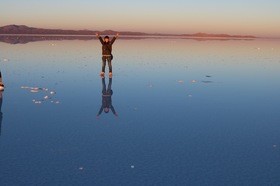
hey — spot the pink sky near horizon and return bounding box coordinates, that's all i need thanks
[1,0,280,37]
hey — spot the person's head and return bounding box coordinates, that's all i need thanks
[104,36,109,42]
[104,107,109,113]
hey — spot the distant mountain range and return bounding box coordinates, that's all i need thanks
[0,25,256,38]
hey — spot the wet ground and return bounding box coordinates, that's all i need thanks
[0,38,280,185]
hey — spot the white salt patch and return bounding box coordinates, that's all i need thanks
[190,80,198,83]
[176,80,184,83]
[21,86,29,89]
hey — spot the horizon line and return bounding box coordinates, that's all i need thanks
[0,24,265,38]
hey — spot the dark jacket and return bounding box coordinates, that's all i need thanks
[97,90,116,116]
[98,36,116,55]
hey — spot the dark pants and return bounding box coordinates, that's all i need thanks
[102,56,112,73]
[102,77,112,94]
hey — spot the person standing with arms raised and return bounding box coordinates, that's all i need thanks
[96,32,119,78]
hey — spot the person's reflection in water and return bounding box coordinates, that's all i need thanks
[96,78,118,118]
[0,71,4,136]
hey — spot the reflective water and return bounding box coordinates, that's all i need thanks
[0,38,280,185]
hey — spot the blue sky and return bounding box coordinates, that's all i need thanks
[1,0,280,36]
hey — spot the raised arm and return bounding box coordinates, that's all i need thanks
[110,105,118,117]
[97,105,103,117]
[110,33,119,45]
[96,32,104,44]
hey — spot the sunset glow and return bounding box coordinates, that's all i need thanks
[1,0,280,37]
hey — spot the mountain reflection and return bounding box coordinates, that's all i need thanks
[0,35,254,44]
[0,35,95,44]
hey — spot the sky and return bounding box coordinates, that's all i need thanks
[1,0,280,37]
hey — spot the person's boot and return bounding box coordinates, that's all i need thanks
[100,72,105,78]
[0,82,4,91]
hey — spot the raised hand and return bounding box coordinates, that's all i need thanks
[116,33,119,38]
[95,32,99,37]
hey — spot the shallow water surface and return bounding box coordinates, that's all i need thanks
[0,38,280,185]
